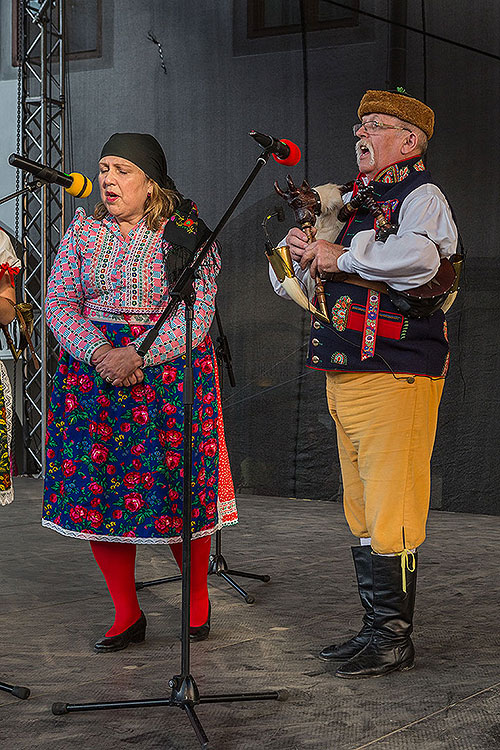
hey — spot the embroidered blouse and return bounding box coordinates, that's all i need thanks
[46,208,219,366]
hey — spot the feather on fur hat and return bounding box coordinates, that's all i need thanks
[358,89,434,139]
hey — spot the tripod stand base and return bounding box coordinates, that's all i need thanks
[52,687,288,715]
[52,675,288,749]
[135,546,271,603]
[0,680,30,700]
[208,552,271,604]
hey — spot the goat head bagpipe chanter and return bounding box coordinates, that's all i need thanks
[268,177,346,323]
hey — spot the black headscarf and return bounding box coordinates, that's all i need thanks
[100,132,176,191]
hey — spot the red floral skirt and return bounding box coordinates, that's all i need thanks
[42,322,237,544]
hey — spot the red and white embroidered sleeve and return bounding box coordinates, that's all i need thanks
[45,209,110,363]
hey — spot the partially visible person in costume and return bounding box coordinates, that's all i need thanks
[43,133,237,652]
[0,229,21,506]
[270,90,458,678]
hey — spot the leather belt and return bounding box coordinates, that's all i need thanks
[323,271,388,295]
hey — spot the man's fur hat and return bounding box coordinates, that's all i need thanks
[358,89,434,139]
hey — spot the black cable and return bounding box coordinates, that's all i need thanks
[421,0,427,103]
[85,172,99,217]
[384,8,390,89]
[299,0,309,182]
[221,341,307,406]
[294,0,312,499]
[222,372,311,410]
[322,0,500,62]
[456,283,467,400]
[65,62,76,222]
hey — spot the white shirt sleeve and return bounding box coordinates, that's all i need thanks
[336,183,458,291]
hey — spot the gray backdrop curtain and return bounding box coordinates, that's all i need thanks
[55,0,499,515]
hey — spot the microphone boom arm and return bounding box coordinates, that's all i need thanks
[0,180,47,207]
[137,146,276,358]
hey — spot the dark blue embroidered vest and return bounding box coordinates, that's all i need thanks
[307,157,450,377]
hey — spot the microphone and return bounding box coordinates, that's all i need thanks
[8,154,93,198]
[248,131,301,166]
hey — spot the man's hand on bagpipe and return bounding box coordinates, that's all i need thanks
[300,239,346,279]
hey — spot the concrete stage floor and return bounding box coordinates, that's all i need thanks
[0,478,499,750]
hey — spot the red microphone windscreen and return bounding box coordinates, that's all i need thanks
[273,139,301,167]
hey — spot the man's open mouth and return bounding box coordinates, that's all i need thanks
[355,139,374,166]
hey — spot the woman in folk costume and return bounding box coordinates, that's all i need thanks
[0,229,21,506]
[42,133,237,652]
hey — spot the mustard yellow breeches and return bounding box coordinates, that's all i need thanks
[326,371,445,555]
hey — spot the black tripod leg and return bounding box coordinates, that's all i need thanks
[209,531,271,604]
[184,704,209,749]
[218,571,255,604]
[199,689,288,704]
[135,574,182,590]
[52,696,176,714]
[0,680,30,700]
[225,568,271,583]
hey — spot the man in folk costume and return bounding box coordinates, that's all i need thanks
[270,89,458,678]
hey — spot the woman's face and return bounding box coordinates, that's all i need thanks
[98,156,153,225]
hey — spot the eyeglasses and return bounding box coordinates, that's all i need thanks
[352,120,412,136]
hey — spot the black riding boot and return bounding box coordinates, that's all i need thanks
[319,545,374,662]
[335,551,417,678]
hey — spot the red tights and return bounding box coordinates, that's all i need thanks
[90,540,141,636]
[90,535,211,635]
[170,535,211,627]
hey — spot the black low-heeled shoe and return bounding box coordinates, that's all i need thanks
[189,603,211,642]
[94,611,147,653]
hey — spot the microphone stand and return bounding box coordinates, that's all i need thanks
[136,304,271,604]
[0,179,48,206]
[208,305,271,603]
[51,146,288,748]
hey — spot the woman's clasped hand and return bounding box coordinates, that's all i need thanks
[91,343,144,386]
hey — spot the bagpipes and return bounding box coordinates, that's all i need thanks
[0,299,39,369]
[266,175,463,320]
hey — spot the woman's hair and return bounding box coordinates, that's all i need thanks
[94,178,182,230]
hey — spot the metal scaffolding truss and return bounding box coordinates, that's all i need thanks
[18,0,65,475]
